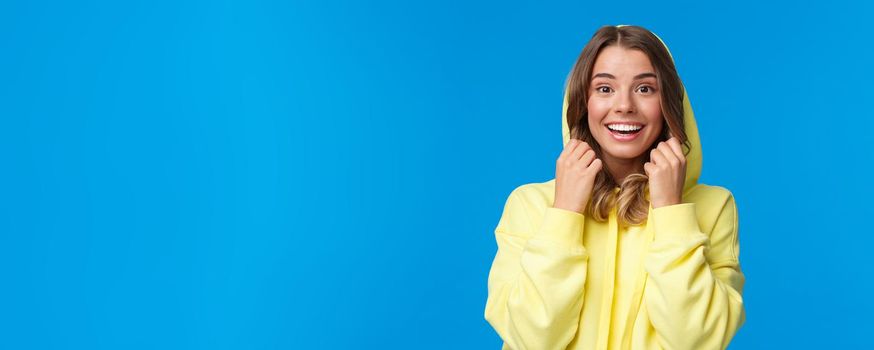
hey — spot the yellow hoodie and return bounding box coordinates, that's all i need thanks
[484,30,745,350]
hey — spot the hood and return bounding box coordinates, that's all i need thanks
[560,25,701,194]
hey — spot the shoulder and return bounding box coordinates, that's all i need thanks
[506,179,556,211]
[496,180,557,236]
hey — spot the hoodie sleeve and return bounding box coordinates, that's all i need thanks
[643,193,746,350]
[484,186,589,350]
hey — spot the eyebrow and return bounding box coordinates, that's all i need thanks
[592,72,657,80]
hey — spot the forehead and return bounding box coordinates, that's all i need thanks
[591,46,654,78]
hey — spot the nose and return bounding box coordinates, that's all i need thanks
[613,89,635,114]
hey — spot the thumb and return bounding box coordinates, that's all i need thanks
[643,161,653,176]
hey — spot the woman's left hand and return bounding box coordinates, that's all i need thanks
[643,134,686,209]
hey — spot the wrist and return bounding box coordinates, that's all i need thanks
[651,197,682,209]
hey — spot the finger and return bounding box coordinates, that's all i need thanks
[643,161,653,176]
[666,137,684,161]
[570,141,591,161]
[578,148,596,167]
[563,138,579,152]
[588,158,602,172]
[657,142,679,166]
[650,147,668,167]
[561,139,580,159]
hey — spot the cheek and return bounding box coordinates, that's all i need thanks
[640,99,663,127]
[587,97,610,113]
[587,99,610,122]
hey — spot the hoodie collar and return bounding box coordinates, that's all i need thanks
[560,26,701,194]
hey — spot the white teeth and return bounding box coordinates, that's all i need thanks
[607,124,643,132]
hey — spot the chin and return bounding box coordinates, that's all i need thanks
[595,132,657,161]
[603,146,649,160]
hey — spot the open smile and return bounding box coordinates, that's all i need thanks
[605,123,645,142]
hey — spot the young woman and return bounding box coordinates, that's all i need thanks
[484,25,746,350]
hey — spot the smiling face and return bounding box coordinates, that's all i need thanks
[587,45,664,165]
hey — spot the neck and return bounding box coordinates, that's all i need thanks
[603,153,646,185]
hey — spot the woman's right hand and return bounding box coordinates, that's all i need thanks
[553,139,602,214]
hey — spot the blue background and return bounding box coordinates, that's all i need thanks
[2,0,872,348]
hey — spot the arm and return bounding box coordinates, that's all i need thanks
[484,186,589,350]
[643,193,746,350]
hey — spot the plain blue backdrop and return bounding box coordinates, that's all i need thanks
[2,0,872,348]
